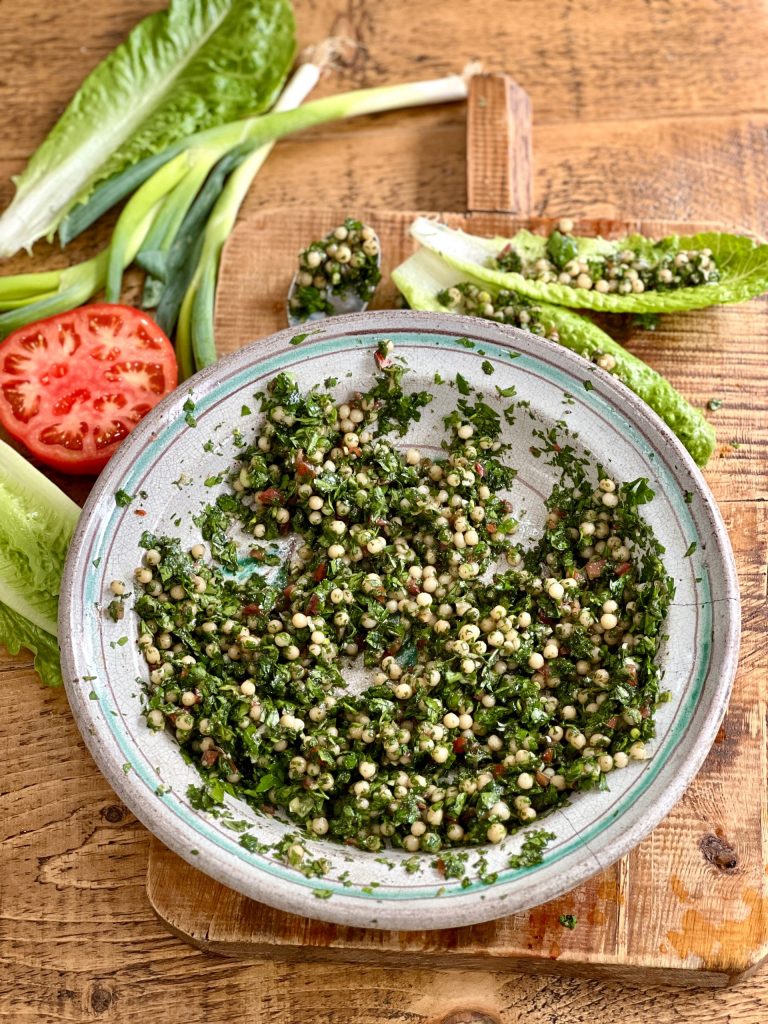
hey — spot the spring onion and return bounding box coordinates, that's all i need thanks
[0,63,474,366]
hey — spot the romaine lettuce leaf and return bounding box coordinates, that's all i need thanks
[0,441,80,635]
[392,248,717,466]
[0,600,63,687]
[0,0,295,257]
[410,217,768,313]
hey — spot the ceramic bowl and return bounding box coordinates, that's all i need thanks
[60,310,739,930]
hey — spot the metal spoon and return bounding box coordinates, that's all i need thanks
[286,228,382,328]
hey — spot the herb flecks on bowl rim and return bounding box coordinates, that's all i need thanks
[131,340,674,861]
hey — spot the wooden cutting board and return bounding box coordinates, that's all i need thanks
[146,75,768,986]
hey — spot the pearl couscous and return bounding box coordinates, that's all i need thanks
[135,340,673,855]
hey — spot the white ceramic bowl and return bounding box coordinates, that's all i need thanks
[60,310,739,930]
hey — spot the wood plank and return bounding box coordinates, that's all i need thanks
[1,0,767,170]
[4,112,767,273]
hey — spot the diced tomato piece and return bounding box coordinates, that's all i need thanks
[585,558,606,579]
[257,487,284,506]
[295,451,315,477]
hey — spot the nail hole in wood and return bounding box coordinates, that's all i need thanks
[699,833,738,871]
[101,803,124,823]
[90,985,114,1013]
[439,1013,500,1024]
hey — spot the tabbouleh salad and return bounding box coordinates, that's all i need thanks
[125,339,674,858]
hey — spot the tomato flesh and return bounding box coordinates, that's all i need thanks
[0,304,177,474]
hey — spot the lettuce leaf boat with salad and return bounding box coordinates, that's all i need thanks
[408,216,768,314]
[392,248,717,467]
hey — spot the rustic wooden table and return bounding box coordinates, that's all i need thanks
[1,1,767,1021]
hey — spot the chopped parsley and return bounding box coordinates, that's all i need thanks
[507,831,556,869]
[631,312,661,331]
[183,398,197,428]
[455,373,471,396]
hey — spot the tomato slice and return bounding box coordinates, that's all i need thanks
[0,304,178,474]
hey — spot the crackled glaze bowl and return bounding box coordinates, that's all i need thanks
[60,310,739,930]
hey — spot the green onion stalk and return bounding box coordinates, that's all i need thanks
[174,59,323,376]
[0,60,473,357]
[0,209,157,335]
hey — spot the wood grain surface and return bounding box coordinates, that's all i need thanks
[1,0,768,1021]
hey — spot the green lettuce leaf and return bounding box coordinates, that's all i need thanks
[392,248,716,466]
[0,600,63,687]
[0,0,295,257]
[0,441,80,635]
[410,217,768,313]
